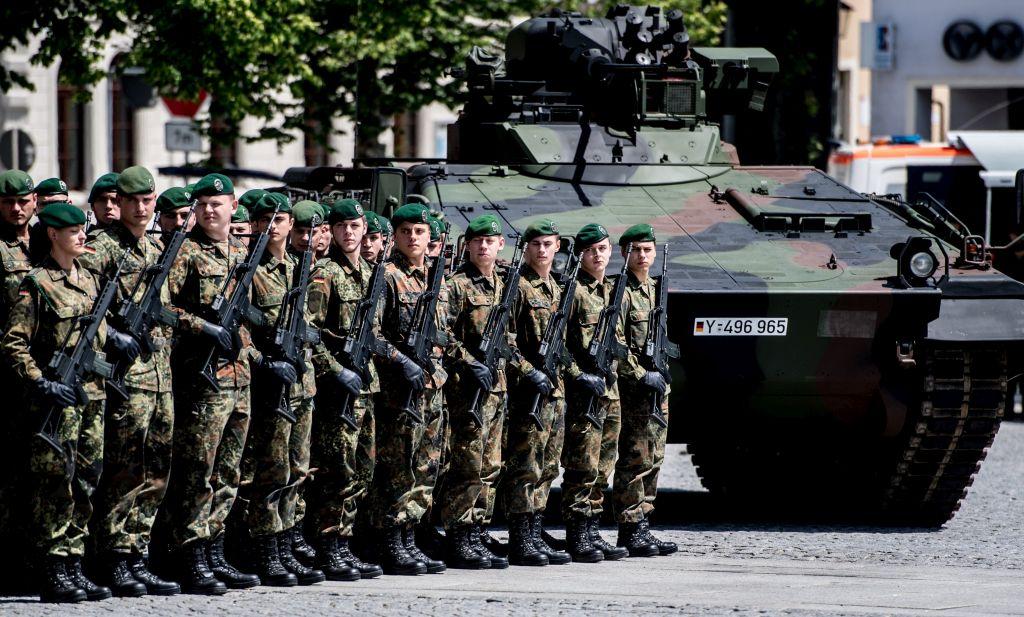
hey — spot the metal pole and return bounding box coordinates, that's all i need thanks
[985,187,993,245]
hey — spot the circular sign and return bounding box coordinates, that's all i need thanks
[0,129,35,171]
[986,20,1024,61]
[943,21,985,61]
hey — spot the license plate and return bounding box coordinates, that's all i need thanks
[693,317,788,336]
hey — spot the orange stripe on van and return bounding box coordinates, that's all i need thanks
[850,146,970,159]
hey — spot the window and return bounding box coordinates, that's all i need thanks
[57,82,86,189]
[109,57,136,171]
[303,118,328,167]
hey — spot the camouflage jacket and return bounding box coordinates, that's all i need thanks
[511,264,563,397]
[1,256,107,400]
[0,224,32,327]
[617,270,657,384]
[565,270,621,401]
[167,229,255,388]
[80,223,172,393]
[306,252,381,394]
[250,250,316,399]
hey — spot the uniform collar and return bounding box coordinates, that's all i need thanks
[41,255,89,290]
[392,250,428,279]
[463,261,496,287]
[522,264,555,290]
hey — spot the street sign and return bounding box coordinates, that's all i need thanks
[0,128,35,171]
[162,91,208,118]
[165,120,202,152]
[860,22,895,70]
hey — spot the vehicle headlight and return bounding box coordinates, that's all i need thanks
[909,251,936,278]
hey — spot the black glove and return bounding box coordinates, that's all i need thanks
[463,359,493,392]
[523,369,552,396]
[574,372,606,398]
[34,377,77,408]
[201,320,233,354]
[106,327,141,362]
[393,351,426,390]
[641,370,668,395]
[333,367,364,396]
[261,359,297,386]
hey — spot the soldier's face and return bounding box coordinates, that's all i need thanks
[316,223,331,253]
[468,235,504,268]
[427,240,442,257]
[196,194,235,237]
[526,235,558,268]
[291,225,313,252]
[580,239,611,276]
[230,222,251,246]
[624,241,656,274]
[159,207,194,233]
[91,192,119,224]
[0,194,36,226]
[332,217,366,255]
[49,224,87,257]
[118,192,156,231]
[362,232,383,262]
[395,222,429,260]
[254,212,293,246]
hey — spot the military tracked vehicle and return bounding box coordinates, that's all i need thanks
[284,5,1024,525]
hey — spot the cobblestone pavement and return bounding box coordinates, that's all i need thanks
[3,424,1022,616]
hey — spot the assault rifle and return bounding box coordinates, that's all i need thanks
[399,222,450,424]
[641,244,680,427]
[263,213,323,423]
[527,242,581,430]
[107,202,196,396]
[198,201,282,390]
[579,243,632,428]
[335,236,394,429]
[465,236,525,427]
[37,246,133,457]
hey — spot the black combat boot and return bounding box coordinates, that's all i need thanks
[638,518,677,555]
[337,538,382,579]
[314,536,360,581]
[507,515,548,567]
[288,526,317,567]
[66,557,113,600]
[403,524,446,573]
[472,525,508,569]
[38,557,86,603]
[565,515,603,563]
[531,513,570,565]
[381,526,427,575]
[252,535,297,587]
[277,531,325,585]
[180,541,227,595]
[126,554,180,595]
[444,526,490,570]
[207,534,260,589]
[478,526,507,557]
[102,555,145,597]
[589,518,629,560]
[616,521,659,557]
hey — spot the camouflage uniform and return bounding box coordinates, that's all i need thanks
[163,230,255,549]
[239,251,315,537]
[1,256,107,558]
[407,385,446,524]
[304,254,379,539]
[80,223,175,558]
[561,271,622,519]
[502,264,564,517]
[613,271,670,523]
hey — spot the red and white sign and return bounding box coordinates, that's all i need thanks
[162,91,208,118]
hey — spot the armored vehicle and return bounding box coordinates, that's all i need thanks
[284,5,1024,525]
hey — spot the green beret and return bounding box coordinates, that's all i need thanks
[238,189,268,210]
[231,204,249,223]
[366,211,392,236]
[619,223,655,246]
[391,203,430,227]
[193,173,234,197]
[88,173,119,203]
[317,203,331,223]
[292,200,323,227]
[184,183,196,193]
[523,219,560,242]
[0,170,33,196]
[465,214,502,240]
[428,218,442,241]
[35,177,68,197]
[574,223,609,251]
[37,202,86,228]
[329,198,365,224]
[251,192,292,218]
[156,187,192,213]
[117,166,155,195]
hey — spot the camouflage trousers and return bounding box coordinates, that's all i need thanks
[561,394,621,518]
[29,399,105,558]
[92,388,173,555]
[305,393,374,539]
[612,384,670,523]
[407,387,445,524]
[501,394,565,516]
[437,385,505,528]
[239,396,314,537]
[164,385,250,547]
